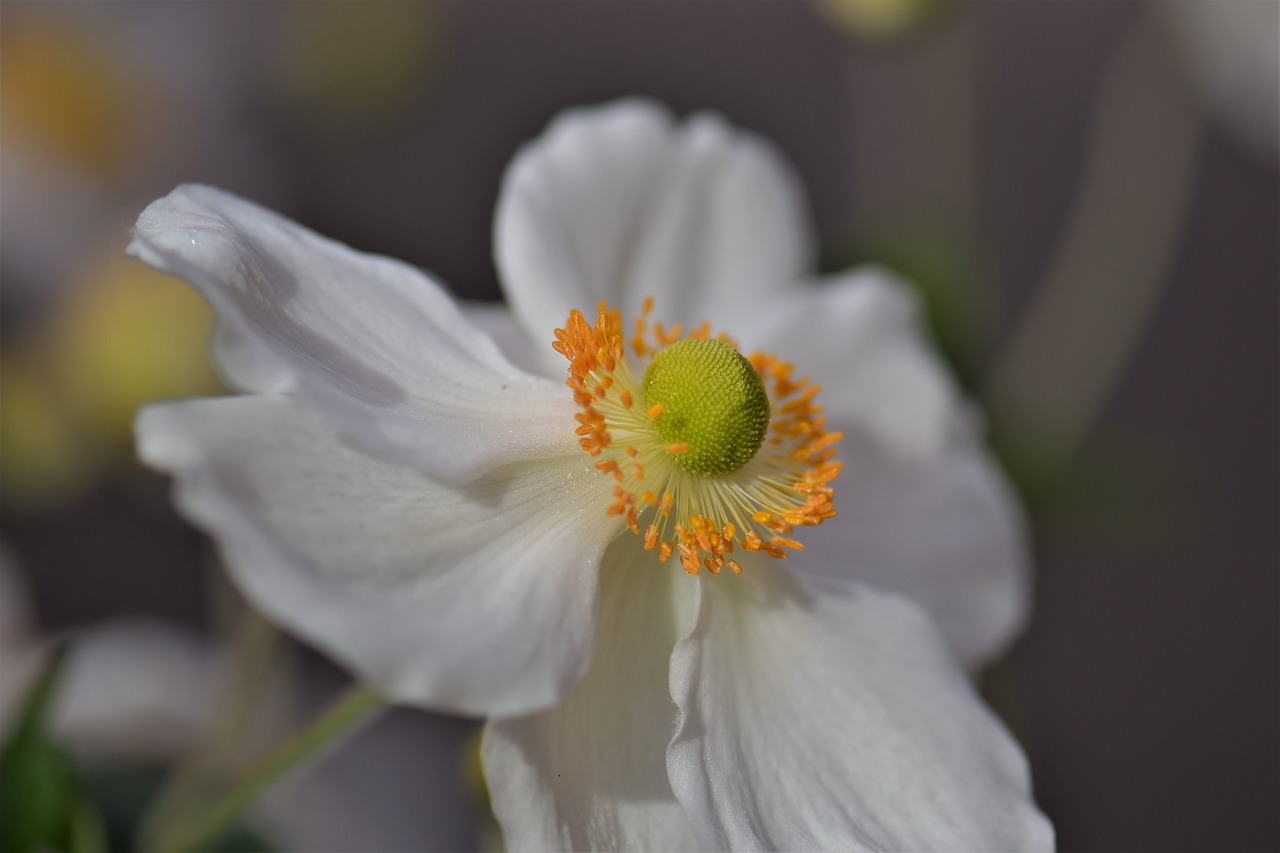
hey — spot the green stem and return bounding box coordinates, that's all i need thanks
[140,608,281,850]
[164,684,385,853]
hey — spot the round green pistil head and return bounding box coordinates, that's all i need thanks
[642,338,770,476]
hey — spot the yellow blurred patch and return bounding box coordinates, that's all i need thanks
[272,1,440,128]
[48,248,223,445]
[1,244,222,507]
[0,356,91,509]
[815,0,939,40]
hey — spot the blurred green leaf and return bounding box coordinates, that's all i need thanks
[203,824,276,853]
[78,764,273,853]
[0,648,106,853]
[78,764,160,853]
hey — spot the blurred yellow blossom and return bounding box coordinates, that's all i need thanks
[1,245,221,508]
[815,0,940,41]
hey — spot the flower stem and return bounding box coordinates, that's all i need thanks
[163,684,385,853]
[139,606,282,851]
[982,10,1201,489]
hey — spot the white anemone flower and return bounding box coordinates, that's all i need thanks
[132,100,1052,851]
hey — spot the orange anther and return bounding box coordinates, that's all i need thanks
[555,297,840,579]
[680,545,700,575]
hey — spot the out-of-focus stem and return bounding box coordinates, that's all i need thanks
[139,607,280,851]
[983,11,1203,488]
[164,684,385,853]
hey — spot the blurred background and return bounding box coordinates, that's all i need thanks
[0,1,1275,850]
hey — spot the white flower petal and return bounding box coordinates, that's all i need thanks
[796,434,1031,669]
[668,565,1054,852]
[737,266,960,461]
[129,184,576,483]
[483,542,703,851]
[136,395,621,717]
[732,266,1027,665]
[495,99,814,345]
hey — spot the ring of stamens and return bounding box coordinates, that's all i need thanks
[553,297,841,576]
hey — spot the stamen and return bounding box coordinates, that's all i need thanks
[552,298,841,577]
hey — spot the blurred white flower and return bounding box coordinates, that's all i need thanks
[0,552,477,851]
[1163,0,1279,164]
[132,100,1051,850]
[0,546,217,758]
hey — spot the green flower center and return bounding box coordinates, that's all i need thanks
[642,338,770,476]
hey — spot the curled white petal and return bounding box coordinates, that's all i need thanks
[137,395,620,717]
[496,99,814,347]
[668,564,1054,852]
[483,541,703,851]
[130,184,576,484]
